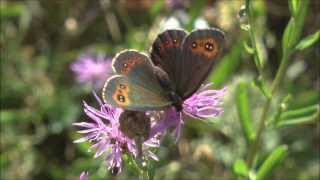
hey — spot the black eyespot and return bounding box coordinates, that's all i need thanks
[205,42,214,51]
[192,42,197,48]
[123,63,128,68]
[117,95,125,102]
[173,39,177,43]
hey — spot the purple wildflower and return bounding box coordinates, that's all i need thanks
[151,84,226,139]
[73,93,159,174]
[71,54,112,89]
[166,0,189,10]
[79,171,89,180]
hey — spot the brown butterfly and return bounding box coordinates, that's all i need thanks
[102,28,225,111]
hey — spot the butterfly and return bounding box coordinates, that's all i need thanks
[102,28,225,112]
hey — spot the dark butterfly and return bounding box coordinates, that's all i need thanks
[102,28,225,111]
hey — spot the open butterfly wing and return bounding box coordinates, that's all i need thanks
[103,75,172,111]
[102,50,172,111]
[180,28,225,99]
[151,28,225,99]
[150,29,187,96]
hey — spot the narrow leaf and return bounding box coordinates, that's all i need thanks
[254,37,266,69]
[288,0,299,16]
[235,81,255,144]
[256,145,288,180]
[233,159,249,177]
[288,90,319,109]
[295,31,320,50]
[282,0,309,56]
[277,104,319,127]
[243,41,254,54]
[253,76,272,99]
[281,104,319,120]
[282,18,297,52]
[240,24,251,31]
[268,95,291,125]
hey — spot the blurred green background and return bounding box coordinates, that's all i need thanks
[0,0,319,179]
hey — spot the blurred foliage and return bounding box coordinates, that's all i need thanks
[0,0,319,179]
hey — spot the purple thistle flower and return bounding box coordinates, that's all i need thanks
[151,84,227,140]
[79,171,89,180]
[166,0,189,10]
[71,54,112,89]
[73,93,159,174]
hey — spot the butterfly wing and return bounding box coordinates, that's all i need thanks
[103,50,172,111]
[103,75,172,111]
[150,29,187,95]
[179,28,225,99]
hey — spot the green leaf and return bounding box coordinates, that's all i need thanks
[235,81,255,144]
[282,0,309,54]
[268,94,292,125]
[240,24,251,31]
[288,90,319,109]
[253,76,271,99]
[254,37,265,69]
[243,41,254,54]
[276,104,319,127]
[288,0,299,16]
[233,159,249,177]
[282,18,297,52]
[281,104,319,120]
[256,145,288,180]
[295,31,320,50]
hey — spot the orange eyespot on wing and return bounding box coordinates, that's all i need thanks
[189,38,220,60]
[112,50,152,76]
[179,28,225,98]
[157,37,182,53]
[120,57,143,75]
[112,83,131,106]
[102,75,172,111]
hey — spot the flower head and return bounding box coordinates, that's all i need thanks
[73,93,159,174]
[79,171,88,180]
[151,84,226,140]
[71,54,112,89]
[183,84,226,119]
[166,0,189,10]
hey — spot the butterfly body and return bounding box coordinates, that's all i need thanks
[103,28,225,112]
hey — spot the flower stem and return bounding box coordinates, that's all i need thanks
[245,0,293,167]
[245,0,263,73]
[134,137,151,180]
[247,50,291,168]
[141,168,150,180]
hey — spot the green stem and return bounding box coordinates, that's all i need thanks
[247,51,291,168]
[134,137,150,180]
[245,0,263,73]
[246,98,271,167]
[245,0,293,167]
[141,168,150,180]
